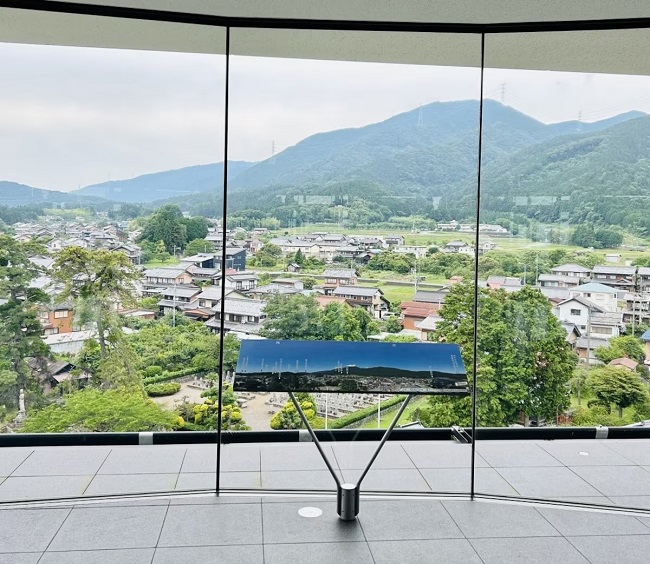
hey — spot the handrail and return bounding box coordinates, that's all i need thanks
[2,425,650,447]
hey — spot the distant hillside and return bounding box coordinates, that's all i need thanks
[460,114,650,228]
[73,161,254,203]
[228,100,644,194]
[0,181,103,208]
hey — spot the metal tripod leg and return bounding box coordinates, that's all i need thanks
[289,392,413,521]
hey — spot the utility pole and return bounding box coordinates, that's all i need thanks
[586,305,592,366]
[172,281,177,328]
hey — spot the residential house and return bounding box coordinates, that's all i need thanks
[417,314,442,341]
[537,274,582,289]
[413,290,448,305]
[551,264,592,279]
[443,241,474,257]
[29,359,89,394]
[555,296,606,332]
[486,276,523,292]
[609,358,639,371]
[110,243,142,265]
[205,297,266,336]
[157,286,201,315]
[332,286,390,318]
[592,265,637,291]
[213,270,258,292]
[36,301,75,335]
[142,268,193,296]
[322,268,359,294]
[638,267,650,292]
[181,248,247,271]
[569,282,619,313]
[400,301,439,331]
[384,235,405,247]
[622,293,650,328]
[394,245,428,259]
[575,335,611,365]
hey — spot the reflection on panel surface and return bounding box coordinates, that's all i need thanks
[234,340,468,394]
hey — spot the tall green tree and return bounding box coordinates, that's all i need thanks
[184,238,212,256]
[417,283,576,427]
[261,294,322,340]
[52,247,140,359]
[594,336,645,364]
[0,236,50,397]
[138,205,187,253]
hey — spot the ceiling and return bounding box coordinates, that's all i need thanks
[0,1,648,74]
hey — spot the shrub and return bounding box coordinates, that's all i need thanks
[329,395,405,429]
[145,382,181,397]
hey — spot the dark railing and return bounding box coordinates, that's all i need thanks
[2,425,650,447]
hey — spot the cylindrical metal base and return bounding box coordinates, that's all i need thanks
[337,483,360,521]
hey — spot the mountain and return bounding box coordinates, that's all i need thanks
[228,100,645,194]
[0,181,103,208]
[461,114,650,226]
[73,161,254,203]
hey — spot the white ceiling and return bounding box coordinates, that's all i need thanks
[0,1,649,74]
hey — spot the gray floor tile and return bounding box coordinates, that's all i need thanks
[370,539,483,564]
[331,442,414,470]
[571,465,650,496]
[98,447,186,475]
[265,542,373,564]
[176,471,261,490]
[568,534,650,563]
[0,508,70,552]
[402,441,488,468]
[342,468,431,492]
[359,500,463,541]
[471,537,589,564]
[602,440,650,466]
[153,545,263,563]
[0,448,33,475]
[181,444,261,473]
[40,548,155,563]
[12,448,111,477]
[262,501,364,544]
[262,469,340,491]
[495,466,601,498]
[261,443,333,471]
[538,441,634,466]
[158,503,262,546]
[476,442,563,467]
[442,501,560,538]
[84,473,178,496]
[0,554,41,564]
[48,506,168,551]
[421,467,518,495]
[0,475,93,501]
[538,505,650,536]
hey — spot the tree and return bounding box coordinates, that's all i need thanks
[294,249,305,265]
[588,366,649,418]
[261,294,322,340]
[154,240,171,262]
[383,334,418,342]
[417,283,576,428]
[594,336,645,364]
[185,238,212,256]
[302,277,317,290]
[21,388,177,432]
[182,216,209,242]
[138,205,187,253]
[0,236,50,397]
[52,247,140,359]
[320,302,363,341]
[256,243,283,267]
[383,316,402,333]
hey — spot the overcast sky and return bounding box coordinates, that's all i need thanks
[2,42,650,192]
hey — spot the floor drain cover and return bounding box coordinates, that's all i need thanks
[578,451,590,456]
[298,506,323,518]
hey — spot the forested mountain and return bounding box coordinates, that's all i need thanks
[461,114,650,234]
[0,181,103,208]
[73,161,254,203]
[228,100,644,194]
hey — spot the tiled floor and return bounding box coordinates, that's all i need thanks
[3,439,650,509]
[1,495,650,562]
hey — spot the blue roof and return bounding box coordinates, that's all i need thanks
[641,329,650,342]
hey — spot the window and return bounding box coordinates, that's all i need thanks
[570,309,582,316]
[53,310,69,319]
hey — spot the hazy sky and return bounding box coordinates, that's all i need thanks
[2,42,650,192]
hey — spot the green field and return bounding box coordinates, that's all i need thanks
[359,397,427,429]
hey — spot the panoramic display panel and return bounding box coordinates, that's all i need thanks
[234,340,468,394]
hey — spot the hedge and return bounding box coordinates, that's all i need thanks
[142,367,206,385]
[328,395,406,429]
[145,382,181,397]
